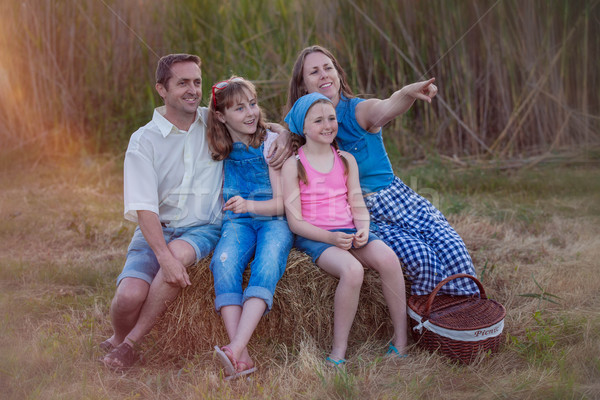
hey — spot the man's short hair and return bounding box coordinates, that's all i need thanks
[156,54,202,89]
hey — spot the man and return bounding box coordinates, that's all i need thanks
[101,54,289,370]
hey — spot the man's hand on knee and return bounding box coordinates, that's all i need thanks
[158,254,192,288]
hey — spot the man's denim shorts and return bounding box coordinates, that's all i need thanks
[294,228,380,263]
[117,223,221,286]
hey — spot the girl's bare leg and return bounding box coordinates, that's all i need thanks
[316,247,365,361]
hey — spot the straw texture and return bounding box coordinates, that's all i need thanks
[151,249,397,362]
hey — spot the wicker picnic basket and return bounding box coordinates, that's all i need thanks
[407,273,506,364]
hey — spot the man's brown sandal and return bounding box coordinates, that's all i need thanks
[99,339,116,353]
[102,342,138,371]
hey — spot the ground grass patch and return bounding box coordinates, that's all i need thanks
[1,156,598,399]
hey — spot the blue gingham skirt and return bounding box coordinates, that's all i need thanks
[364,177,479,296]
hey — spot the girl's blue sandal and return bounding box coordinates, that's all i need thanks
[325,357,346,366]
[386,344,409,358]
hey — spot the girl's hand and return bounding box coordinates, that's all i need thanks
[223,196,248,214]
[353,228,369,248]
[330,231,354,250]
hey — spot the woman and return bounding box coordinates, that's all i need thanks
[284,45,479,296]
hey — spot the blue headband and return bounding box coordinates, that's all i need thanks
[284,92,332,136]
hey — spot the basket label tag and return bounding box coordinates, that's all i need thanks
[408,308,504,342]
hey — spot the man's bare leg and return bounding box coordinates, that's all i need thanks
[104,278,150,348]
[102,240,196,368]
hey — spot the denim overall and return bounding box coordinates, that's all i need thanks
[210,141,293,313]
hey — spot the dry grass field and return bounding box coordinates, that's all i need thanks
[1,152,599,399]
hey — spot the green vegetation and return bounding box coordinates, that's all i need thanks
[0,0,598,161]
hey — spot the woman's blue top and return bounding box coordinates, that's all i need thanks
[335,95,395,193]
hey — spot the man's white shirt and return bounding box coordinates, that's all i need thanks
[124,106,223,228]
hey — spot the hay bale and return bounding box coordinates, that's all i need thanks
[151,248,396,362]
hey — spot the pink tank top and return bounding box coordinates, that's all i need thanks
[297,146,355,231]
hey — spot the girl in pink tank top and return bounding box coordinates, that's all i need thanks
[282,93,409,365]
[297,145,354,231]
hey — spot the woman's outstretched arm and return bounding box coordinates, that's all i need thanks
[355,78,437,133]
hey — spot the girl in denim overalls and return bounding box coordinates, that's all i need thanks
[206,76,293,380]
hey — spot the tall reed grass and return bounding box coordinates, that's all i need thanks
[0,0,597,162]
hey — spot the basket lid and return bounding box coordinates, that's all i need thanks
[408,274,506,330]
[408,294,506,330]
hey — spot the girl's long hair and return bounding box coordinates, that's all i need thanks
[207,76,267,161]
[284,45,354,116]
[291,99,349,185]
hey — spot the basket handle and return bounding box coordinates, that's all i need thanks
[423,273,486,319]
